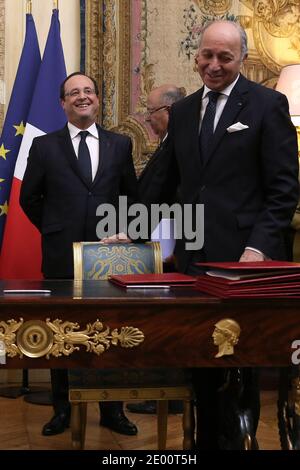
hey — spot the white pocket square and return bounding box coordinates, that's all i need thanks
[226,122,249,133]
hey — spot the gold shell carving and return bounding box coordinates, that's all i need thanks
[111,326,145,348]
[0,318,144,359]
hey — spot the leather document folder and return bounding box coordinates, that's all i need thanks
[195,261,300,298]
[109,273,196,288]
[195,261,300,280]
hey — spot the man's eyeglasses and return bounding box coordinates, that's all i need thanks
[64,87,96,98]
[145,105,169,117]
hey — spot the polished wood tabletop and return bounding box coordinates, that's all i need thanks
[0,280,298,369]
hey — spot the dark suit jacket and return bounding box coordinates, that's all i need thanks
[138,138,177,206]
[20,124,138,278]
[167,75,299,272]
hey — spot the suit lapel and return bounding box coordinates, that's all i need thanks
[202,75,249,167]
[58,125,94,188]
[186,89,203,174]
[139,141,165,180]
[58,125,81,175]
[92,125,108,187]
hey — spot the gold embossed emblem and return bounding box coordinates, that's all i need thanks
[17,320,53,358]
[212,318,241,358]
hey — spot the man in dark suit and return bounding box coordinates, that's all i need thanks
[127,84,186,416]
[138,84,186,207]
[138,84,186,205]
[20,72,138,437]
[158,21,299,448]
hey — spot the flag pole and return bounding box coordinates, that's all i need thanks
[26,0,32,14]
[53,0,58,9]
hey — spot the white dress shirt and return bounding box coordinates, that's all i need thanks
[200,74,240,132]
[68,122,99,181]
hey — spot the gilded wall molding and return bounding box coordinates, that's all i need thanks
[243,0,300,74]
[117,0,131,123]
[85,0,103,116]
[86,0,155,164]
[102,0,117,128]
[111,116,157,175]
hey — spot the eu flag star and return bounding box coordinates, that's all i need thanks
[0,201,8,216]
[13,121,26,136]
[0,144,10,160]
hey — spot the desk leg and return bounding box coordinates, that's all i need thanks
[71,402,87,450]
[157,400,168,450]
[182,400,195,449]
[218,368,259,450]
[278,367,300,450]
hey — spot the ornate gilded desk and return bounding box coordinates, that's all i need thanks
[0,279,299,450]
[0,279,299,368]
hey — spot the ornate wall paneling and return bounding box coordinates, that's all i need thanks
[85,1,300,172]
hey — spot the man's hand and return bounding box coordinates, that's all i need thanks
[239,249,265,262]
[101,232,132,244]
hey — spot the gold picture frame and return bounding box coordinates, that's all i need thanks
[85,0,155,173]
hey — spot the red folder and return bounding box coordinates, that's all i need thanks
[196,272,300,287]
[109,273,196,288]
[195,261,300,270]
[194,261,300,298]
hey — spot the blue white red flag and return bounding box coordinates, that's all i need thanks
[0,9,67,279]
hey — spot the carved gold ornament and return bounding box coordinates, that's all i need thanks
[0,318,24,358]
[244,0,300,73]
[195,0,232,16]
[212,318,241,358]
[0,318,144,359]
[17,320,53,358]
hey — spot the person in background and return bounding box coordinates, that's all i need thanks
[126,84,186,416]
[20,72,138,437]
[138,84,186,206]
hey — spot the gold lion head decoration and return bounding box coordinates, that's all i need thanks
[212,318,241,358]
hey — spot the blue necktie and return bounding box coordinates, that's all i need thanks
[199,91,220,164]
[78,131,92,183]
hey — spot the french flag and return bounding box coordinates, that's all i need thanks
[0,9,67,279]
[0,13,40,253]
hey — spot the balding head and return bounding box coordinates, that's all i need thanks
[196,20,248,91]
[146,84,186,139]
[199,20,248,60]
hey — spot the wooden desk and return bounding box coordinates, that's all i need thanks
[1,279,299,450]
[0,279,299,369]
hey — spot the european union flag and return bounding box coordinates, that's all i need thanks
[0,9,66,279]
[0,13,41,247]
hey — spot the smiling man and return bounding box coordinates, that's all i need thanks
[20,72,138,439]
[159,20,299,449]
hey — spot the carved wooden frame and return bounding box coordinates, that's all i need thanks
[85,0,155,173]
